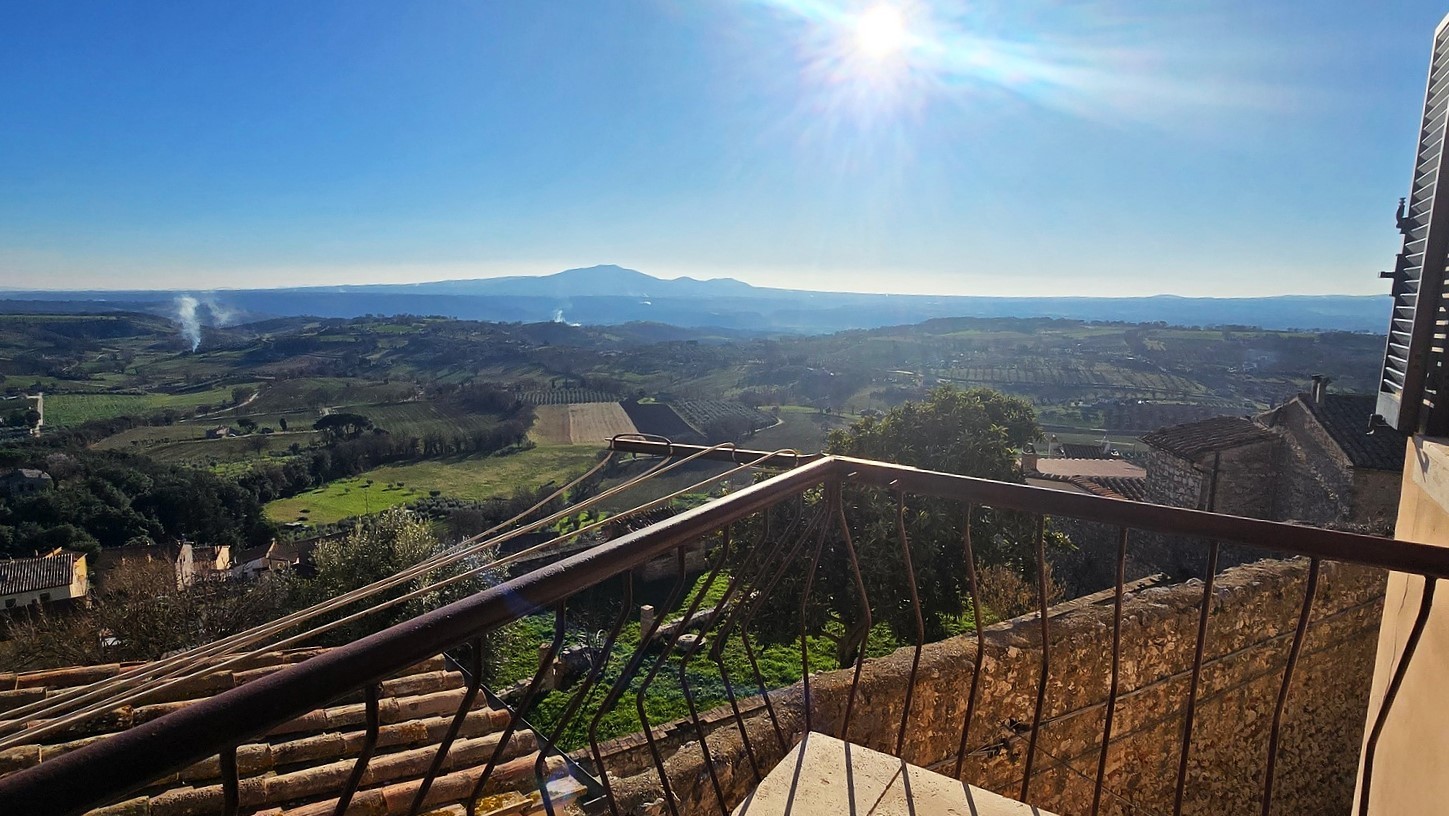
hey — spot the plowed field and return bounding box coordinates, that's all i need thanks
[532,402,638,444]
[566,402,637,443]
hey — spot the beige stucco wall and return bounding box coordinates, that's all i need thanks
[1354,436,1449,814]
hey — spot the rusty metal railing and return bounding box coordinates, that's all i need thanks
[0,440,1441,816]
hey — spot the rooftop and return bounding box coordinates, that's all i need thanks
[1298,393,1407,472]
[1031,458,1145,480]
[1140,416,1276,459]
[0,552,80,597]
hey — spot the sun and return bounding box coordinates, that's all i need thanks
[855,5,908,60]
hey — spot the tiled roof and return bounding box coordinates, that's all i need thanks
[1033,458,1146,479]
[0,552,79,596]
[0,650,586,815]
[1026,472,1148,501]
[1056,442,1111,459]
[1301,394,1407,472]
[1091,476,1150,502]
[1141,416,1276,460]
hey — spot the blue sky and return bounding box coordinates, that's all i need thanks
[1,1,1445,297]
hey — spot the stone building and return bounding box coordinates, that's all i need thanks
[1140,416,1279,517]
[0,468,53,499]
[1256,387,1405,528]
[1139,385,1405,531]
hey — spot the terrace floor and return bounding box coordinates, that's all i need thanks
[735,732,1054,816]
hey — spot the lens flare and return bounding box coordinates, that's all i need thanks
[855,5,907,59]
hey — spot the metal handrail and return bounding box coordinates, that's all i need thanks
[2,446,1443,814]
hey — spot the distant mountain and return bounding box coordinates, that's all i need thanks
[0,265,1393,335]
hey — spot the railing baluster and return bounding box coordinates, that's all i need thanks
[1358,578,1438,816]
[1021,515,1050,802]
[672,530,730,816]
[334,683,382,816]
[834,481,873,744]
[536,574,632,816]
[705,515,780,783]
[466,603,567,816]
[895,490,926,760]
[220,746,239,816]
[1261,557,1319,816]
[632,549,695,816]
[1172,541,1221,816]
[408,639,485,816]
[1090,527,1129,816]
[589,555,691,816]
[954,505,985,780]
[730,500,827,751]
[798,513,828,735]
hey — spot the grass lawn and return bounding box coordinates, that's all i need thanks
[265,443,604,525]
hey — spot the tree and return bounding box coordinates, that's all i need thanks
[313,412,373,441]
[304,510,488,642]
[746,386,1057,667]
[278,417,288,432]
[236,417,258,434]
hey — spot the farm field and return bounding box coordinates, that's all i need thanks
[245,378,417,414]
[671,400,775,434]
[566,402,637,444]
[521,389,618,405]
[357,401,510,440]
[529,402,637,445]
[144,433,320,468]
[43,385,256,426]
[747,406,848,455]
[530,405,572,445]
[620,401,698,442]
[265,444,603,525]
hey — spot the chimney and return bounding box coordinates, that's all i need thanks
[1311,375,1332,404]
[1021,443,1039,473]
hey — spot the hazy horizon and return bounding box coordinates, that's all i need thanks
[4,2,1446,297]
[0,262,1391,300]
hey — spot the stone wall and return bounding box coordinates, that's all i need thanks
[1144,449,1203,509]
[1349,469,1400,529]
[1209,440,1280,519]
[598,558,1385,816]
[1268,400,1354,525]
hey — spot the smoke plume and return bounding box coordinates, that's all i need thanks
[202,296,238,327]
[175,296,202,351]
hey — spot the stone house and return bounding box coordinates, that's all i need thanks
[1140,384,1405,530]
[1256,388,1405,528]
[0,468,53,499]
[1140,416,1279,518]
[0,549,88,610]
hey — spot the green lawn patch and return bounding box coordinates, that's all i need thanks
[265,443,603,525]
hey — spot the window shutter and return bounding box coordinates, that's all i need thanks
[1378,16,1449,434]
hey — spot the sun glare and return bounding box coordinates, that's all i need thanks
[855,5,908,59]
